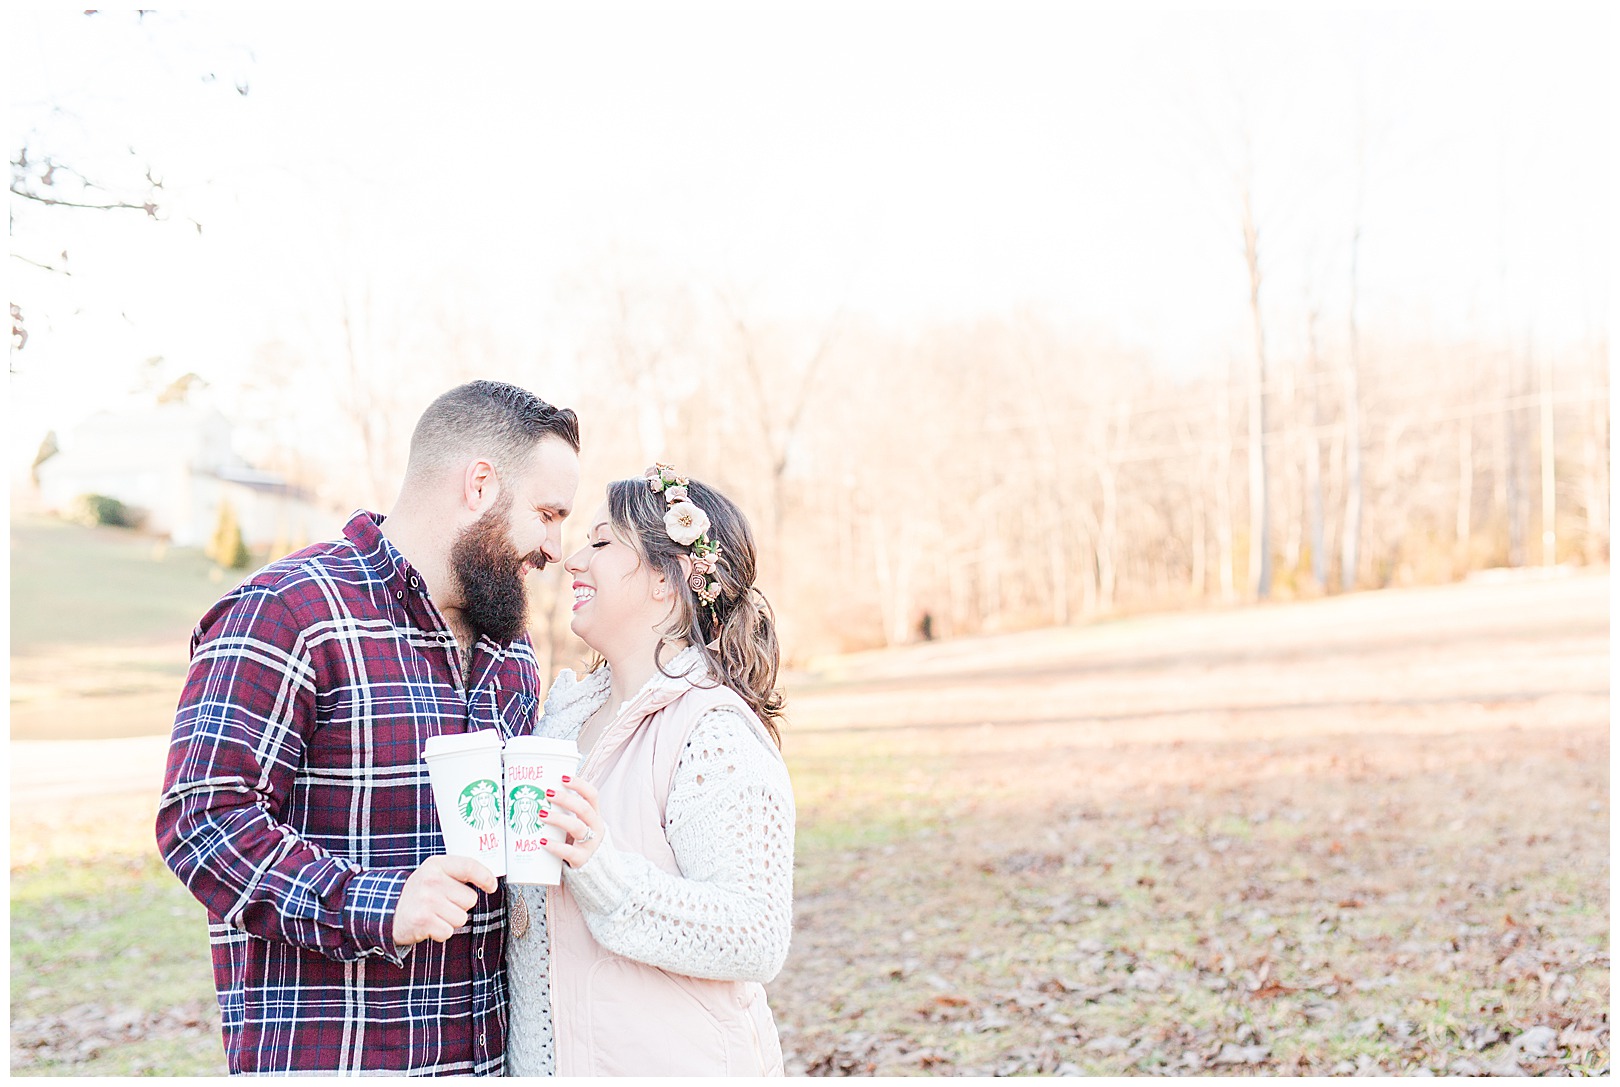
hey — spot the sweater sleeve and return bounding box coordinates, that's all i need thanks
[561,707,796,983]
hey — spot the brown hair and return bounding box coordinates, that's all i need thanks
[406,380,580,480]
[606,475,784,747]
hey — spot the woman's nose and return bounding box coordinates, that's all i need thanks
[563,544,588,573]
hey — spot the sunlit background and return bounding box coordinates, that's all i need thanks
[9,7,1612,1077]
[13,7,1610,664]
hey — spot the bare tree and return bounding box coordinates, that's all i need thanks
[10,10,250,357]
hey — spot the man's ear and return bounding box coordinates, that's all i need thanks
[462,459,499,513]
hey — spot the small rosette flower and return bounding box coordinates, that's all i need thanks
[688,572,707,592]
[664,501,710,546]
[665,485,689,503]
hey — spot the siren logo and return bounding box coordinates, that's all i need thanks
[509,785,545,836]
[458,779,502,831]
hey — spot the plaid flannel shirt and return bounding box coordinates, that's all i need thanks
[156,511,539,1075]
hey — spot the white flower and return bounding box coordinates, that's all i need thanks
[665,485,688,503]
[664,501,710,546]
[660,466,679,484]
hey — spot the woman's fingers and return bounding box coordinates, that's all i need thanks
[538,781,604,869]
[545,785,595,819]
[565,777,601,807]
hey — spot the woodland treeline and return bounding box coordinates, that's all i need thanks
[473,289,1607,665]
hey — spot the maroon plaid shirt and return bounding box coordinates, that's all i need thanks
[157,511,539,1075]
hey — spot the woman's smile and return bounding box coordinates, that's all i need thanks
[571,581,596,611]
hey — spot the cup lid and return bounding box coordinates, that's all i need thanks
[505,736,581,758]
[422,728,505,759]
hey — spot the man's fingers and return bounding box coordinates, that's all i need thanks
[436,903,470,933]
[437,855,498,893]
[445,881,479,912]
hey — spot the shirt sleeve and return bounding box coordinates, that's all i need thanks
[155,585,412,965]
[562,707,796,983]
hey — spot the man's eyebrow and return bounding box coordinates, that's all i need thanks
[535,499,572,519]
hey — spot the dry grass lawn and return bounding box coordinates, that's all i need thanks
[9,561,1609,1076]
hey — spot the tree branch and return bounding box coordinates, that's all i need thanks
[8,181,156,216]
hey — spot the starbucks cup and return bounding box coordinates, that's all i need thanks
[503,737,583,885]
[422,729,507,877]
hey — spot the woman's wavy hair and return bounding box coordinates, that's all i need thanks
[605,475,784,747]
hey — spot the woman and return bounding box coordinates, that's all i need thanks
[505,464,795,1077]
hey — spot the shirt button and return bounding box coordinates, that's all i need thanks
[476,946,484,960]
[410,576,419,588]
[395,590,403,599]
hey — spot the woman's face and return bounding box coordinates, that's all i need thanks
[562,501,671,655]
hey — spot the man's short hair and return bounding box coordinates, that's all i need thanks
[406,381,580,480]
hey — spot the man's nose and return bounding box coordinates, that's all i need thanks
[541,528,564,564]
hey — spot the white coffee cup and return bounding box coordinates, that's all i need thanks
[422,729,508,877]
[503,736,583,885]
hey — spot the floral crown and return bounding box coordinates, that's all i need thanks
[644,463,723,610]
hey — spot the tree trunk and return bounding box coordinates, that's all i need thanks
[1456,415,1473,564]
[1305,312,1326,589]
[1097,460,1118,612]
[1538,343,1556,566]
[1191,476,1208,598]
[1583,354,1610,563]
[1505,348,1525,566]
[1241,187,1272,600]
[1216,363,1237,603]
[1341,226,1363,592]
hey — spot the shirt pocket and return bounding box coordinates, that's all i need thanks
[484,687,539,740]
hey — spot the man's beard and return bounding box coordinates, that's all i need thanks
[449,498,548,645]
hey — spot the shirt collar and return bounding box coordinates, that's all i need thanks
[342,509,429,605]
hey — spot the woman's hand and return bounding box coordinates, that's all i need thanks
[540,775,607,870]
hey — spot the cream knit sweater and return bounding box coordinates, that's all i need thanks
[505,649,796,1077]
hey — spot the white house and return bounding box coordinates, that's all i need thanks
[34,402,346,550]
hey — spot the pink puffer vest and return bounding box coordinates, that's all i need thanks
[546,670,786,1077]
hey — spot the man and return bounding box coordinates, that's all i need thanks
[156,380,580,1075]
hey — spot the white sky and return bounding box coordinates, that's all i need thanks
[7,4,1612,474]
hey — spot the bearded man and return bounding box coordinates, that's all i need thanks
[156,380,580,1075]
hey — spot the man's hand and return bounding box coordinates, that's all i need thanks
[392,855,498,947]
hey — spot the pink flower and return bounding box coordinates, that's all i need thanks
[663,501,710,546]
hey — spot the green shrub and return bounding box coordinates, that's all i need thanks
[68,493,139,528]
[207,501,250,570]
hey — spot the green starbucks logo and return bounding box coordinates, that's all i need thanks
[509,785,545,836]
[458,779,502,831]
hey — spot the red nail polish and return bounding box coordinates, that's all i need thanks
[539,838,548,846]
[539,810,549,818]
[561,775,571,783]
[545,789,555,797]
